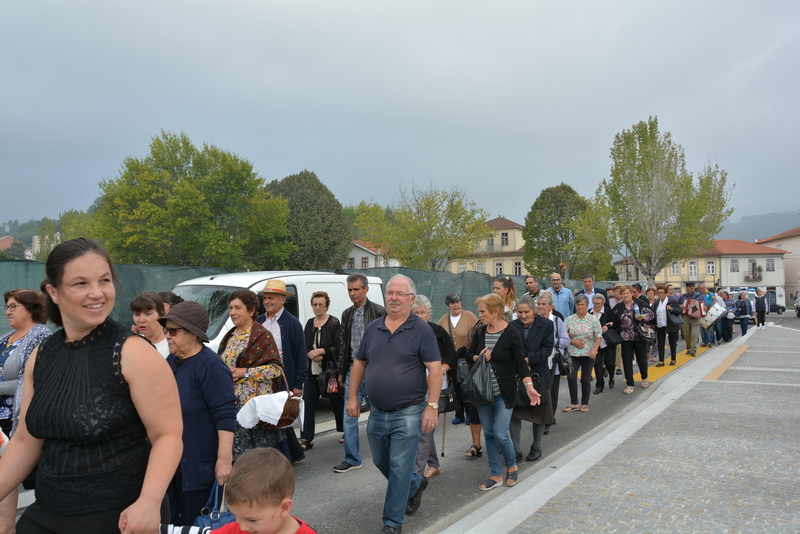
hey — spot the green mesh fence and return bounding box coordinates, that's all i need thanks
[0,259,230,332]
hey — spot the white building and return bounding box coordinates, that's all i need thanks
[343,240,401,270]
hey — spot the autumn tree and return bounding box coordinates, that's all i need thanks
[93,131,295,269]
[522,183,611,279]
[355,185,492,271]
[574,116,733,284]
[265,170,351,270]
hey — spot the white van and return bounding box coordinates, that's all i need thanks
[172,271,385,352]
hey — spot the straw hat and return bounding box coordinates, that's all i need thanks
[262,279,289,295]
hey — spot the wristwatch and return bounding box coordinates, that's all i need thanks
[427,402,439,410]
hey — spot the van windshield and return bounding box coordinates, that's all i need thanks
[172,285,240,340]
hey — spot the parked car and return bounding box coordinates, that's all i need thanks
[172,271,385,352]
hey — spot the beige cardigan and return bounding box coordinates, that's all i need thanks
[437,310,479,350]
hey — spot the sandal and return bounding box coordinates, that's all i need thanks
[505,469,519,487]
[465,445,483,458]
[300,439,313,451]
[623,386,635,395]
[562,404,580,412]
[641,379,649,389]
[580,405,589,412]
[339,435,345,444]
[479,477,502,491]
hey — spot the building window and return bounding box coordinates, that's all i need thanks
[748,259,757,276]
[514,261,522,276]
[476,262,485,274]
[495,262,503,275]
[706,261,715,275]
[347,257,354,269]
[688,261,698,279]
[361,257,369,269]
[670,262,680,275]
[766,258,775,271]
[487,237,494,247]
[458,263,466,274]
[730,259,739,272]
[501,232,509,246]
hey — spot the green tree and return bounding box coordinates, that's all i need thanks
[93,131,295,269]
[355,185,492,271]
[574,116,733,284]
[522,183,611,279]
[606,265,620,281]
[265,170,351,270]
[35,210,96,261]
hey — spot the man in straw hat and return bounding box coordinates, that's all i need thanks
[257,279,308,463]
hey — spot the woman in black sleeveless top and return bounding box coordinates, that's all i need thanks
[0,238,183,534]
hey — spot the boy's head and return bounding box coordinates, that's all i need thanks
[226,448,297,534]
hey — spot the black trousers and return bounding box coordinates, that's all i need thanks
[594,346,616,388]
[301,373,344,441]
[621,339,648,387]
[567,356,594,406]
[755,310,766,327]
[18,498,170,534]
[656,327,678,362]
[549,368,561,414]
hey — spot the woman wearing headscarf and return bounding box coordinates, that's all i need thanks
[509,294,554,463]
[161,301,237,525]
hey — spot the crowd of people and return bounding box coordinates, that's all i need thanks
[0,240,772,534]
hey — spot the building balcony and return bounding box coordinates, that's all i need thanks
[744,274,762,282]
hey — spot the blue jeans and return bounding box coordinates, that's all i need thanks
[342,370,369,465]
[739,317,749,336]
[477,395,515,477]
[701,326,715,345]
[367,401,425,529]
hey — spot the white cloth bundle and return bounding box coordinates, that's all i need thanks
[236,392,305,430]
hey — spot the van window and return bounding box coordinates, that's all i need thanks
[172,285,241,340]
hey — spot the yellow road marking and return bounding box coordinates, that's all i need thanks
[704,345,749,381]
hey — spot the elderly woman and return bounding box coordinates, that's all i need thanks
[301,291,344,450]
[218,289,286,459]
[537,291,570,435]
[493,275,518,321]
[437,292,478,425]
[161,301,237,525]
[0,238,182,533]
[613,285,655,394]
[590,293,618,393]
[509,294,554,462]
[653,285,682,366]
[0,289,51,531]
[467,293,539,490]
[411,295,457,479]
[563,294,603,413]
[645,287,659,362]
[131,291,169,357]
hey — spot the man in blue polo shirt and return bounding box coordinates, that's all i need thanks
[346,274,442,534]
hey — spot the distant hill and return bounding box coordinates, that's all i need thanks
[716,211,800,242]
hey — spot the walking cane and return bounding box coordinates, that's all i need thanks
[440,414,447,457]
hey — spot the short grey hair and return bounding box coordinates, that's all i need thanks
[387,274,416,295]
[592,293,606,305]
[517,294,537,311]
[346,273,368,288]
[413,294,432,314]
[538,291,554,306]
[575,293,590,307]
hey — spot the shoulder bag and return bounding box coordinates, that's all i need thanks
[602,328,623,346]
[193,482,236,529]
[438,382,461,413]
[515,372,549,407]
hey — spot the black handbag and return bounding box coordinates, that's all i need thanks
[438,383,461,413]
[455,359,469,384]
[637,324,656,341]
[461,354,494,406]
[667,310,684,325]
[555,347,571,375]
[515,372,549,407]
[318,361,342,398]
[603,328,623,346]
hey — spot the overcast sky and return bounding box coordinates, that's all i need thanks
[2,1,797,229]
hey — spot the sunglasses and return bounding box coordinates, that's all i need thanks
[163,327,186,336]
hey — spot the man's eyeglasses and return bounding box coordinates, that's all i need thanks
[4,304,17,312]
[163,327,186,336]
[385,291,413,298]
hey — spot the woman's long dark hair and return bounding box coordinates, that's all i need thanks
[40,238,117,327]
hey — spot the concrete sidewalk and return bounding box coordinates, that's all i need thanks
[427,324,800,533]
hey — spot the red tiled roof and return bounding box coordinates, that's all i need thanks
[486,216,523,230]
[353,240,380,254]
[756,226,800,243]
[0,236,14,251]
[706,239,786,255]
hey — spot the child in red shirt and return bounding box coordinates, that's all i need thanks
[160,448,316,534]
